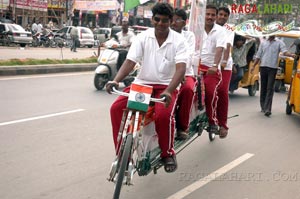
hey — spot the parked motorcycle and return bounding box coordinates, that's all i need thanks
[32,30,56,48]
[94,47,139,90]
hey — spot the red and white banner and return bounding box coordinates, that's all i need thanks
[10,0,48,11]
[74,0,119,11]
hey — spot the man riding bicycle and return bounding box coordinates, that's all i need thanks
[106,2,187,173]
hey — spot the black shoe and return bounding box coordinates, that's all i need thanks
[176,130,189,140]
[207,125,219,134]
[264,111,271,117]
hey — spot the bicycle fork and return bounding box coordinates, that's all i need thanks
[108,110,142,185]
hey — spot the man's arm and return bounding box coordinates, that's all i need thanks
[208,47,223,74]
[221,43,231,69]
[251,58,260,73]
[106,59,136,93]
[161,63,186,107]
[114,59,136,82]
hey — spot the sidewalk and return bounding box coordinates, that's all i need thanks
[0,46,99,76]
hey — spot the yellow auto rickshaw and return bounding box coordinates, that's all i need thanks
[286,55,300,115]
[238,61,260,96]
[275,30,300,92]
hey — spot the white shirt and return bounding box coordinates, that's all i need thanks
[201,23,227,69]
[182,30,196,76]
[222,26,234,70]
[116,30,135,47]
[37,23,43,33]
[127,28,187,85]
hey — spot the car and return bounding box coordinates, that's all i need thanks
[54,26,94,48]
[93,27,111,44]
[0,23,32,47]
[131,25,149,35]
[111,26,122,38]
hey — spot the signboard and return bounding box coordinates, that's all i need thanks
[74,0,119,11]
[10,0,48,11]
[0,0,9,10]
[48,0,72,9]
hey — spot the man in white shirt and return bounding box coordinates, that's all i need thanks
[31,21,38,34]
[215,7,234,138]
[171,8,196,140]
[37,21,43,33]
[116,17,135,48]
[106,3,187,173]
[200,4,226,137]
[115,18,135,70]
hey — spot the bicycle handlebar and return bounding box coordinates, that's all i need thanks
[112,87,166,103]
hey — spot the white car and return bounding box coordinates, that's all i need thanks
[0,23,32,47]
[93,27,111,44]
[54,26,94,48]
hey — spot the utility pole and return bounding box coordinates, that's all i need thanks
[66,0,68,25]
[13,0,16,21]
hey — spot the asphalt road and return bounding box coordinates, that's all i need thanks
[0,72,300,199]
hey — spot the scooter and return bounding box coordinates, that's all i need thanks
[94,47,139,90]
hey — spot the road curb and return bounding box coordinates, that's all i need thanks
[0,63,98,76]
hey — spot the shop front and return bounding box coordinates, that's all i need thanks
[10,0,48,27]
[73,0,120,28]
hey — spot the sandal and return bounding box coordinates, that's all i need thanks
[219,126,228,139]
[162,155,177,173]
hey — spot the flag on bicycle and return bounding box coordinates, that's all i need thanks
[124,0,150,12]
[127,83,153,112]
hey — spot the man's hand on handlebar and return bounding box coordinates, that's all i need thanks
[106,81,119,94]
[160,91,172,108]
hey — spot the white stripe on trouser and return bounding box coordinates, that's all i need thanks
[211,71,222,125]
[168,92,179,155]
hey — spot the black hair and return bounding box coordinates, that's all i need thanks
[206,4,218,14]
[234,34,246,45]
[152,2,174,19]
[174,8,187,21]
[218,7,230,16]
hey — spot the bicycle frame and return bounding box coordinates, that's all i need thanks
[107,79,211,199]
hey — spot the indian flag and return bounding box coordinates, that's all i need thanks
[124,0,151,12]
[127,83,153,112]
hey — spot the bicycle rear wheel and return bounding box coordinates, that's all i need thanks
[113,134,133,199]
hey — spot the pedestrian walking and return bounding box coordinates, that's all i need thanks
[70,24,79,52]
[252,35,295,117]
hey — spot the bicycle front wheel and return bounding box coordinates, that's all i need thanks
[113,134,133,199]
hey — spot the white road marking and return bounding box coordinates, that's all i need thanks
[0,72,93,81]
[167,153,255,199]
[0,109,85,126]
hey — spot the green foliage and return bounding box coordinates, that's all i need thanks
[0,57,97,66]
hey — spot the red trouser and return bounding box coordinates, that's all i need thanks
[176,76,196,131]
[217,70,232,130]
[200,65,222,126]
[110,84,178,158]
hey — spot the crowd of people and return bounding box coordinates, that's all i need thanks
[104,2,297,174]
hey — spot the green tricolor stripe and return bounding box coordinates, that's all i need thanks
[127,100,149,112]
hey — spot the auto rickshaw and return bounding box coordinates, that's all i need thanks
[286,55,300,115]
[237,60,260,96]
[230,36,260,96]
[275,30,300,92]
